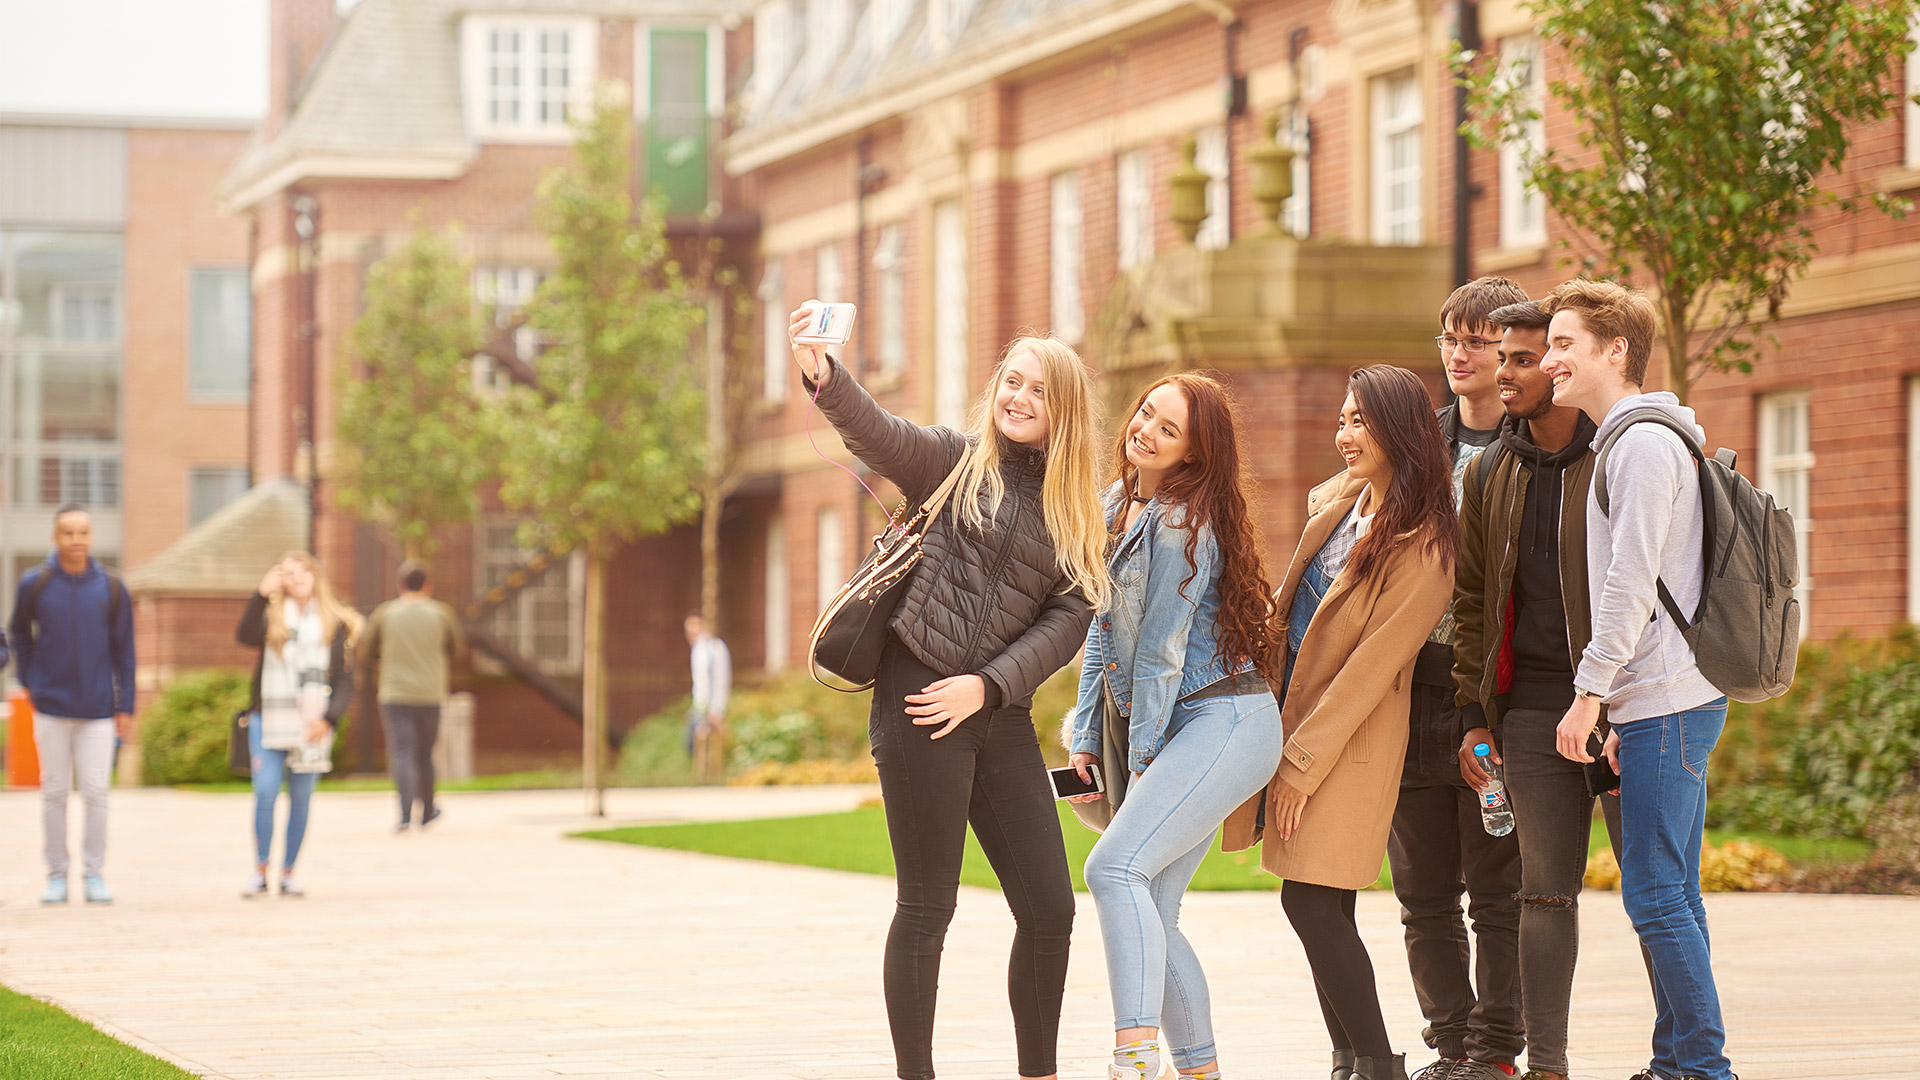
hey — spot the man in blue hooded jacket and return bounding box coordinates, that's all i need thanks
[11,505,134,905]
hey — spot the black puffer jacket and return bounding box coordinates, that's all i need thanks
[806,357,1094,706]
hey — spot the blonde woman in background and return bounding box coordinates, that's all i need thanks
[790,307,1109,1080]
[236,552,362,899]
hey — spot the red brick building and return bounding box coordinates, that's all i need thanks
[211,0,750,769]
[714,0,1920,687]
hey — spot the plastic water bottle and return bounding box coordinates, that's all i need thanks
[1473,743,1514,836]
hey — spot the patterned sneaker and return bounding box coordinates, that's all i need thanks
[1412,1060,1464,1080]
[241,872,270,899]
[81,873,113,905]
[39,876,68,905]
[1453,1063,1514,1080]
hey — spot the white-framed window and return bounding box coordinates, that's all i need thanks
[870,0,912,54]
[1195,125,1230,252]
[816,504,846,615]
[1117,148,1154,271]
[49,284,116,342]
[754,0,798,102]
[761,259,787,403]
[189,465,249,528]
[188,267,250,400]
[1370,69,1423,246]
[805,0,850,86]
[816,242,845,302]
[928,0,977,50]
[1907,15,1920,169]
[1758,390,1814,638]
[764,513,789,672]
[1499,36,1547,249]
[475,265,544,362]
[461,16,597,141]
[1283,107,1312,238]
[1049,172,1085,343]
[476,517,585,676]
[932,200,969,428]
[873,224,907,380]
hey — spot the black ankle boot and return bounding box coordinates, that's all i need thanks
[1354,1054,1409,1080]
[1332,1050,1357,1080]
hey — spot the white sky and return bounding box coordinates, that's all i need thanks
[0,0,272,120]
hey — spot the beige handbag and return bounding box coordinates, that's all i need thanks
[1066,690,1132,834]
[809,457,968,692]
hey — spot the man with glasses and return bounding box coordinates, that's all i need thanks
[1392,277,1529,1080]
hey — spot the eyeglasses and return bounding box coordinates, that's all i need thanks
[1435,335,1500,355]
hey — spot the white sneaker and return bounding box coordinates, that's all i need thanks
[241,872,269,900]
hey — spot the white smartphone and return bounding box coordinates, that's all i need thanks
[795,301,858,346]
[1048,763,1104,800]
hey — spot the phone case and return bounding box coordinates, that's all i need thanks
[794,303,858,346]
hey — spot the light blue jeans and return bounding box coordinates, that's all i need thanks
[1617,698,1732,1080]
[250,712,318,868]
[1084,690,1283,1068]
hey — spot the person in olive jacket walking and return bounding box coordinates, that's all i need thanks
[788,305,1111,1080]
[1222,366,1459,1080]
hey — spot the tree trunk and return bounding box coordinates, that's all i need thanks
[1665,299,1692,405]
[582,545,608,817]
[700,495,720,627]
[701,292,726,627]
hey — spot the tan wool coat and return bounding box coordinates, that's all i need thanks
[1221,472,1454,889]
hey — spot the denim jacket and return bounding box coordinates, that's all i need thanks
[1068,484,1253,771]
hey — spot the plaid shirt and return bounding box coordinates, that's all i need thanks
[1310,485,1375,582]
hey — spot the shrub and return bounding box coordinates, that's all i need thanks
[140,669,250,785]
[1710,628,1920,839]
[1582,839,1790,892]
[615,704,696,787]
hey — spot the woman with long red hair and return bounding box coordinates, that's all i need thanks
[1064,372,1284,1080]
[1221,365,1460,1080]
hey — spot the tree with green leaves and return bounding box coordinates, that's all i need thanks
[337,222,493,560]
[1461,0,1917,400]
[496,84,707,814]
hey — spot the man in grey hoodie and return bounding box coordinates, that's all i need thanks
[1537,279,1731,1080]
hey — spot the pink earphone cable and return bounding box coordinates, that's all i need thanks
[806,365,913,541]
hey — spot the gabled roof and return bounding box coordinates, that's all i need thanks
[218,0,750,211]
[728,0,1193,173]
[126,480,311,597]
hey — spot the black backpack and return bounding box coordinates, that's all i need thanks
[1593,410,1799,703]
[19,566,126,635]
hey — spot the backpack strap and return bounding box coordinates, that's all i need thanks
[19,566,126,631]
[1468,438,1505,508]
[1592,409,1714,630]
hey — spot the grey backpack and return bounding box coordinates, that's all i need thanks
[1593,409,1799,703]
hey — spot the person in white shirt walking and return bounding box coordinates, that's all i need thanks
[685,614,731,783]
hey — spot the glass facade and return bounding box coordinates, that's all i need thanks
[0,230,124,589]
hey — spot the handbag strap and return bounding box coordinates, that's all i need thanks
[901,455,969,538]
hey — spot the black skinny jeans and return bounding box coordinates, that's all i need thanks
[1502,707,1631,1076]
[870,636,1075,1080]
[1387,682,1524,1065]
[1281,880,1393,1059]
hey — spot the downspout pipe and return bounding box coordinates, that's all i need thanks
[1453,0,1481,286]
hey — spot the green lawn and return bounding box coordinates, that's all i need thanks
[0,984,196,1079]
[581,803,1374,891]
[580,803,1867,892]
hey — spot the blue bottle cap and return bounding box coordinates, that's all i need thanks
[1473,743,1491,756]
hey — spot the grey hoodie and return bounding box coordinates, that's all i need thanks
[1574,392,1723,723]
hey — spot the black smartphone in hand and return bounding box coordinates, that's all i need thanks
[1048,764,1104,800]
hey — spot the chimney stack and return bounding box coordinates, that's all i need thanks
[268,0,339,138]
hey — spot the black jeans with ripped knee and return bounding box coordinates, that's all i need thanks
[870,636,1075,1080]
[1501,707,1627,1076]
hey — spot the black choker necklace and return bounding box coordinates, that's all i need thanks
[1129,490,1154,505]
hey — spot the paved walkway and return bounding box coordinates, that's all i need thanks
[0,786,1915,1079]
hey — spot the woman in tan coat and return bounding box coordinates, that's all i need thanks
[1221,366,1458,1080]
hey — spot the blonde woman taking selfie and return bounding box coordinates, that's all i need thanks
[236,552,362,899]
[788,306,1109,1080]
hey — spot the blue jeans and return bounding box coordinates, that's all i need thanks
[1084,691,1283,1068]
[250,712,318,868]
[1617,699,1731,1080]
